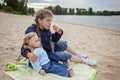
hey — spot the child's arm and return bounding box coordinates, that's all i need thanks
[21,44,37,62]
[21,45,31,58]
[31,57,44,75]
[51,25,63,42]
[31,48,46,75]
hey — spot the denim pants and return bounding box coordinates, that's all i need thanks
[42,61,69,77]
[54,40,72,62]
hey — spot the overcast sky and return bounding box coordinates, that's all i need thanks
[27,0,120,11]
[1,0,120,11]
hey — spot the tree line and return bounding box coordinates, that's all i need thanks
[0,1,120,16]
[45,5,120,16]
[0,0,35,15]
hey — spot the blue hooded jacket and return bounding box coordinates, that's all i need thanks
[21,24,63,62]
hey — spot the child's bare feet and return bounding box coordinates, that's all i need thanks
[68,68,73,77]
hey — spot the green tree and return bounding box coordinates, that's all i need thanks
[109,11,115,15]
[76,8,87,15]
[69,8,74,15]
[17,0,25,11]
[3,0,28,15]
[115,11,120,15]
[76,8,81,15]
[88,7,93,15]
[96,11,103,15]
[103,10,109,15]
[21,5,28,14]
[0,3,2,9]
[44,5,120,15]
[28,7,35,15]
[81,8,87,15]
[54,5,62,15]
[45,6,54,14]
[4,0,19,10]
[62,8,68,15]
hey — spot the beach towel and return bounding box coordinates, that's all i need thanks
[4,58,96,80]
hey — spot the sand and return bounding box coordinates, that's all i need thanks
[0,12,120,80]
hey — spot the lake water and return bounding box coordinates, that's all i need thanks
[54,15,120,31]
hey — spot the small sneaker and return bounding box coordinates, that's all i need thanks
[76,53,88,58]
[82,58,97,66]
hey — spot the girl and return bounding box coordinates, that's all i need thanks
[21,9,97,66]
[23,32,73,77]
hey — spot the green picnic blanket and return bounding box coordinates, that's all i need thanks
[4,58,96,80]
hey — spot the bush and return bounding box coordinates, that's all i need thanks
[28,8,35,15]
[21,6,28,15]
[0,4,2,9]
[0,3,5,9]
[2,6,13,12]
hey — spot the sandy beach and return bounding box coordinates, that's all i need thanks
[0,12,120,80]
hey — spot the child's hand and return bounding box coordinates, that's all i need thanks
[27,53,38,62]
[52,25,60,32]
[40,69,45,75]
[52,25,62,34]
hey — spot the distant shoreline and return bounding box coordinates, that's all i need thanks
[54,20,120,32]
[54,15,120,32]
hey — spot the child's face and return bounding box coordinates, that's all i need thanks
[38,16,52,30]
[28,34,41,48]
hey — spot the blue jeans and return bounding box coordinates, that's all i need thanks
[54,40,72,62]
[42,61,69,77]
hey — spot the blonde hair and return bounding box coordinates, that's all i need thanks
[23,32,36,49]
[35,9,53,24]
